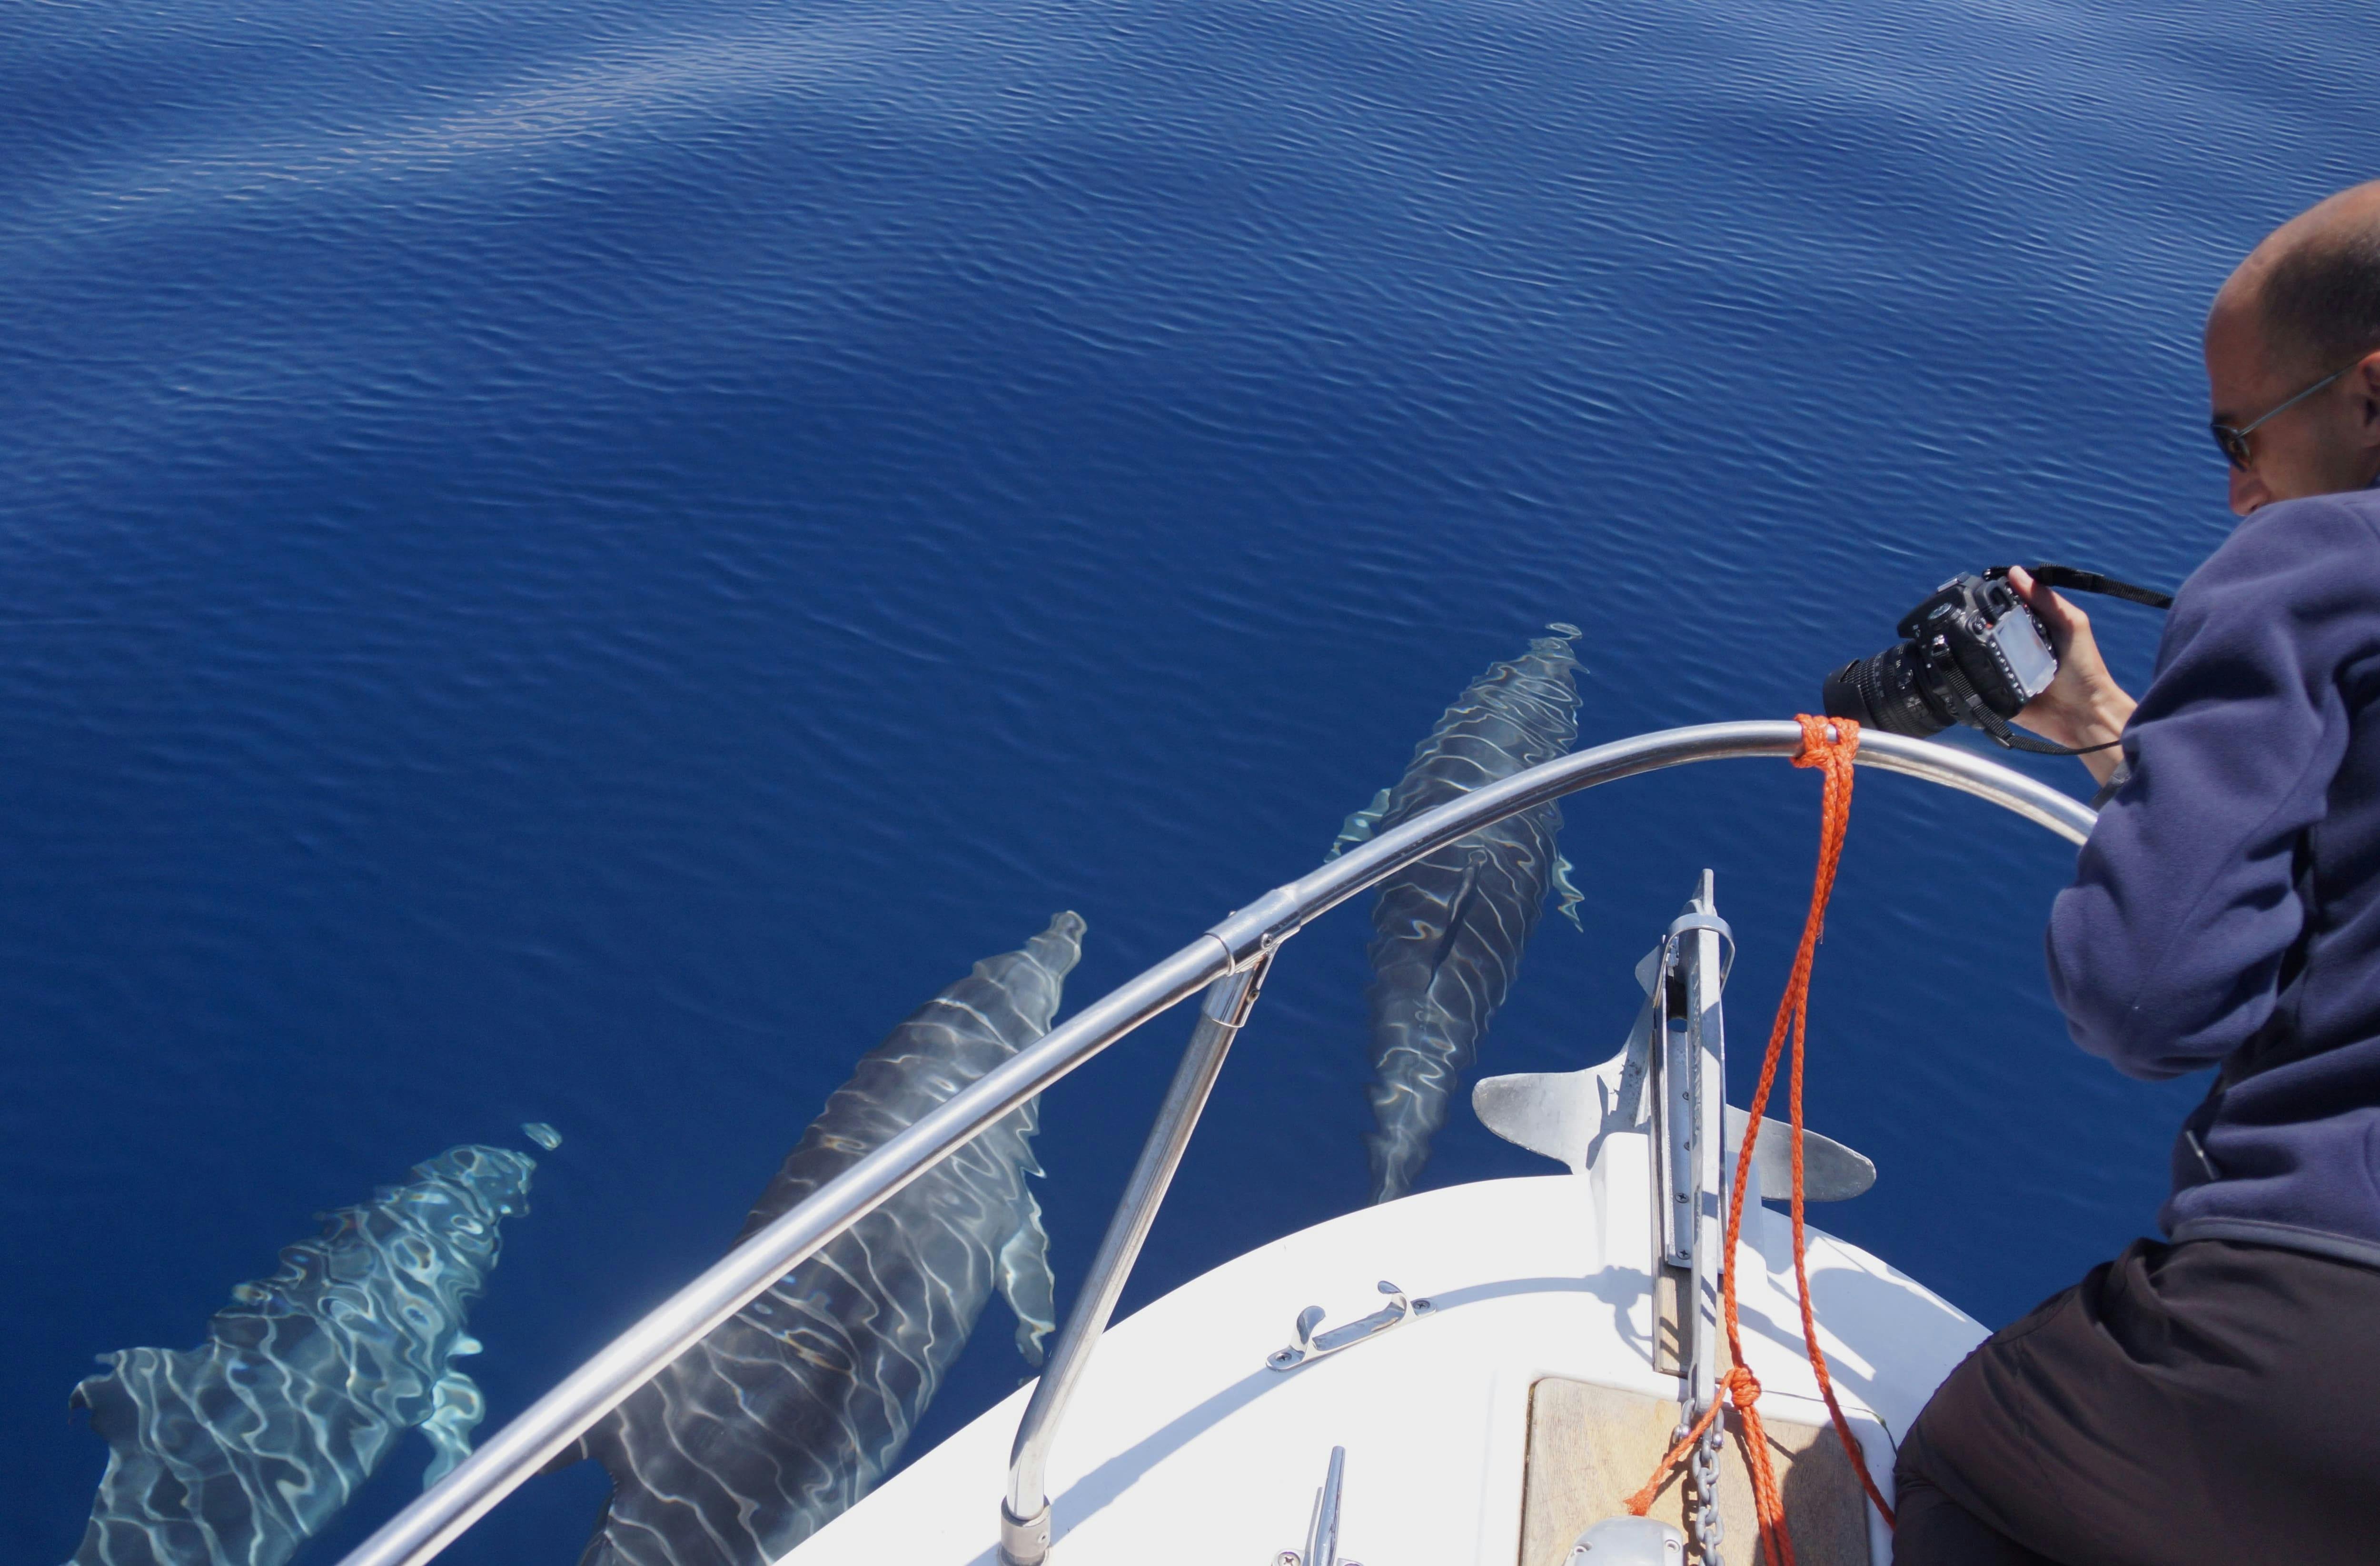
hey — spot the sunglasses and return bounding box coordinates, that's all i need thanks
[2210,367,2345,471]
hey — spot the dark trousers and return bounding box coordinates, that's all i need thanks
[1892,1238,2380,1566]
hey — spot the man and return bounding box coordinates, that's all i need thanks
[1889,183,2380,1564]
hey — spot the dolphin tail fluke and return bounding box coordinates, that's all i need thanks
[998,1185,1059,1366]
[418,1363,488,1487]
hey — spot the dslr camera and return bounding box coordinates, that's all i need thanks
[1822,569,2058,741]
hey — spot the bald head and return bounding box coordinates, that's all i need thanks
[2218,181,2380,380]
[2203,183,2380,513]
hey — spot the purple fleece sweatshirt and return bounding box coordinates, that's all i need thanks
[2049,486,2380,1268]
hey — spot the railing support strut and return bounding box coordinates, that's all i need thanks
[999,952,1275,1566]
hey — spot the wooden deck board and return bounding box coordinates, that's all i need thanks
[1518,1378,1870,1566]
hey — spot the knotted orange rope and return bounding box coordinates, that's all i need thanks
[1624,715,1893,1563]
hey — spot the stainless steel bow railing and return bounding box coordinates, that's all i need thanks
[333,722,2096,1566]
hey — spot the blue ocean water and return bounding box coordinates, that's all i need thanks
[3,0,2371,1557]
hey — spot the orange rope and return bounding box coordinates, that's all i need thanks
[1624,714,1894,1560]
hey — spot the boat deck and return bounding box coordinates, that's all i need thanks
[1521,1376,1868,1565]
[788,1148,1984,1565]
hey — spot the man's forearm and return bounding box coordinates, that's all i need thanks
[2075,691,2137,787]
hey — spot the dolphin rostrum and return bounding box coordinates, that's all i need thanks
[1332,625,1583,1203]
[557,912,1082,1566]
[65,1143,539,1566]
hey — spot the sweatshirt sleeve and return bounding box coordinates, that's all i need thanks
[2047,495,2380,1079]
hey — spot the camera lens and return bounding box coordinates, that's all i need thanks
[1822,644,1953,738]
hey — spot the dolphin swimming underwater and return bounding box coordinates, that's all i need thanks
[65,1143,539,1566]
[1333,625,1583,1204]
[556,912,1082,1566]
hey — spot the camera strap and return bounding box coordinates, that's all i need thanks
[1937,660,2124,755]
[1992,563,2176,611]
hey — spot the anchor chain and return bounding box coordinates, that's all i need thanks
[1681,1416,1726,1566]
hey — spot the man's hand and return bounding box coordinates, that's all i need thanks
[2008,566,2138,786]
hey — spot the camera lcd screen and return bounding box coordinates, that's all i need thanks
[1993,613,2059,702]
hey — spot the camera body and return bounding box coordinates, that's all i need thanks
[1823,570,2059,739]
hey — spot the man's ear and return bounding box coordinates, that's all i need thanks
[2357,349,2380,446]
